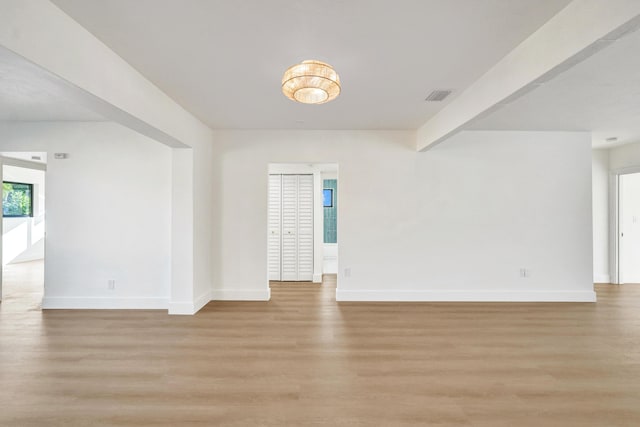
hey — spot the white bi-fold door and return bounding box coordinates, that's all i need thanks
[268,174,314,281]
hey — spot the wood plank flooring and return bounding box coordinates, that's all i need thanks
[1,272,640,426]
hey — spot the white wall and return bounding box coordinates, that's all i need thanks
[0,122,172,308]
[2,165,46,265]
[0,2,216,314]
[214,130,595,302]
[592,149,610,283]
[323,244,338,275]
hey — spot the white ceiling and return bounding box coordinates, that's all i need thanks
[0,47,106,122]
[468,26,640,148]
[51,0,572,130]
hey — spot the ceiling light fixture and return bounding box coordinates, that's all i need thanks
[282,60,341,104]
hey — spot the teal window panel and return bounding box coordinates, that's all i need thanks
[323,179,337,243]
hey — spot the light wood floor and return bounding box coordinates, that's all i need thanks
[1,272,640,426]
[1,260,44,312]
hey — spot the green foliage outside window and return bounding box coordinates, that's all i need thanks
[2,182,33,217]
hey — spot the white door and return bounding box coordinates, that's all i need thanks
[281,175,299,281]
[268,174,282,280]
[620,173,640,283]
[269,174,314,282]
[296,175,314,281]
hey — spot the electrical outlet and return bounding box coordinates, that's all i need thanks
[519,268,530,278]
[108,279,116,290]
[344,268,351,278]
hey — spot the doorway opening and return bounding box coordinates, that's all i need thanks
[0,153,46,310]
[267,163,339,292]
[617,171,640,284]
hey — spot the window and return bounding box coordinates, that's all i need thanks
[323,188,333,207]
[3,181,33,217]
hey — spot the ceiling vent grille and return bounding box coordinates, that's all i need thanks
[425,90,452,102]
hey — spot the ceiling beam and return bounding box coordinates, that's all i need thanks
[0,0,211,149]
[417,0,640,152]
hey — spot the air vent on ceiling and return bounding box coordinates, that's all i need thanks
[425,90,452,102]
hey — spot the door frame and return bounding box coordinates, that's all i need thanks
[610,166,640,284]
[0,155,47,302]
[268,163,334,285]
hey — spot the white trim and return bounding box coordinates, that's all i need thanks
[212,288,271,301]
[313,273,323,283]
[610,172,620,284]
[0,156,47,171]
[193,290,212,313]
[336,289,597,302]
[42,297,168,310]
[168,300,196,315]
[594,275,611,284]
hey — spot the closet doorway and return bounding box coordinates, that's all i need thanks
[267,163,338,285]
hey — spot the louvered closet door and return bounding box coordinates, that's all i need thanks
[296,175,314,281]
[281,175,299,281]
[268,175,282,280]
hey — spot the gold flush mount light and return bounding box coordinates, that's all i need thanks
[282,60,341,104]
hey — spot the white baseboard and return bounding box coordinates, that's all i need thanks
[211,288,271,301]
[313,273,323,283]
[193,290,212,313]
[335,289,597,303]
[168,300,195,315]
[42,296,168,310]
[168,289,213,315]
[594,274,611,284]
